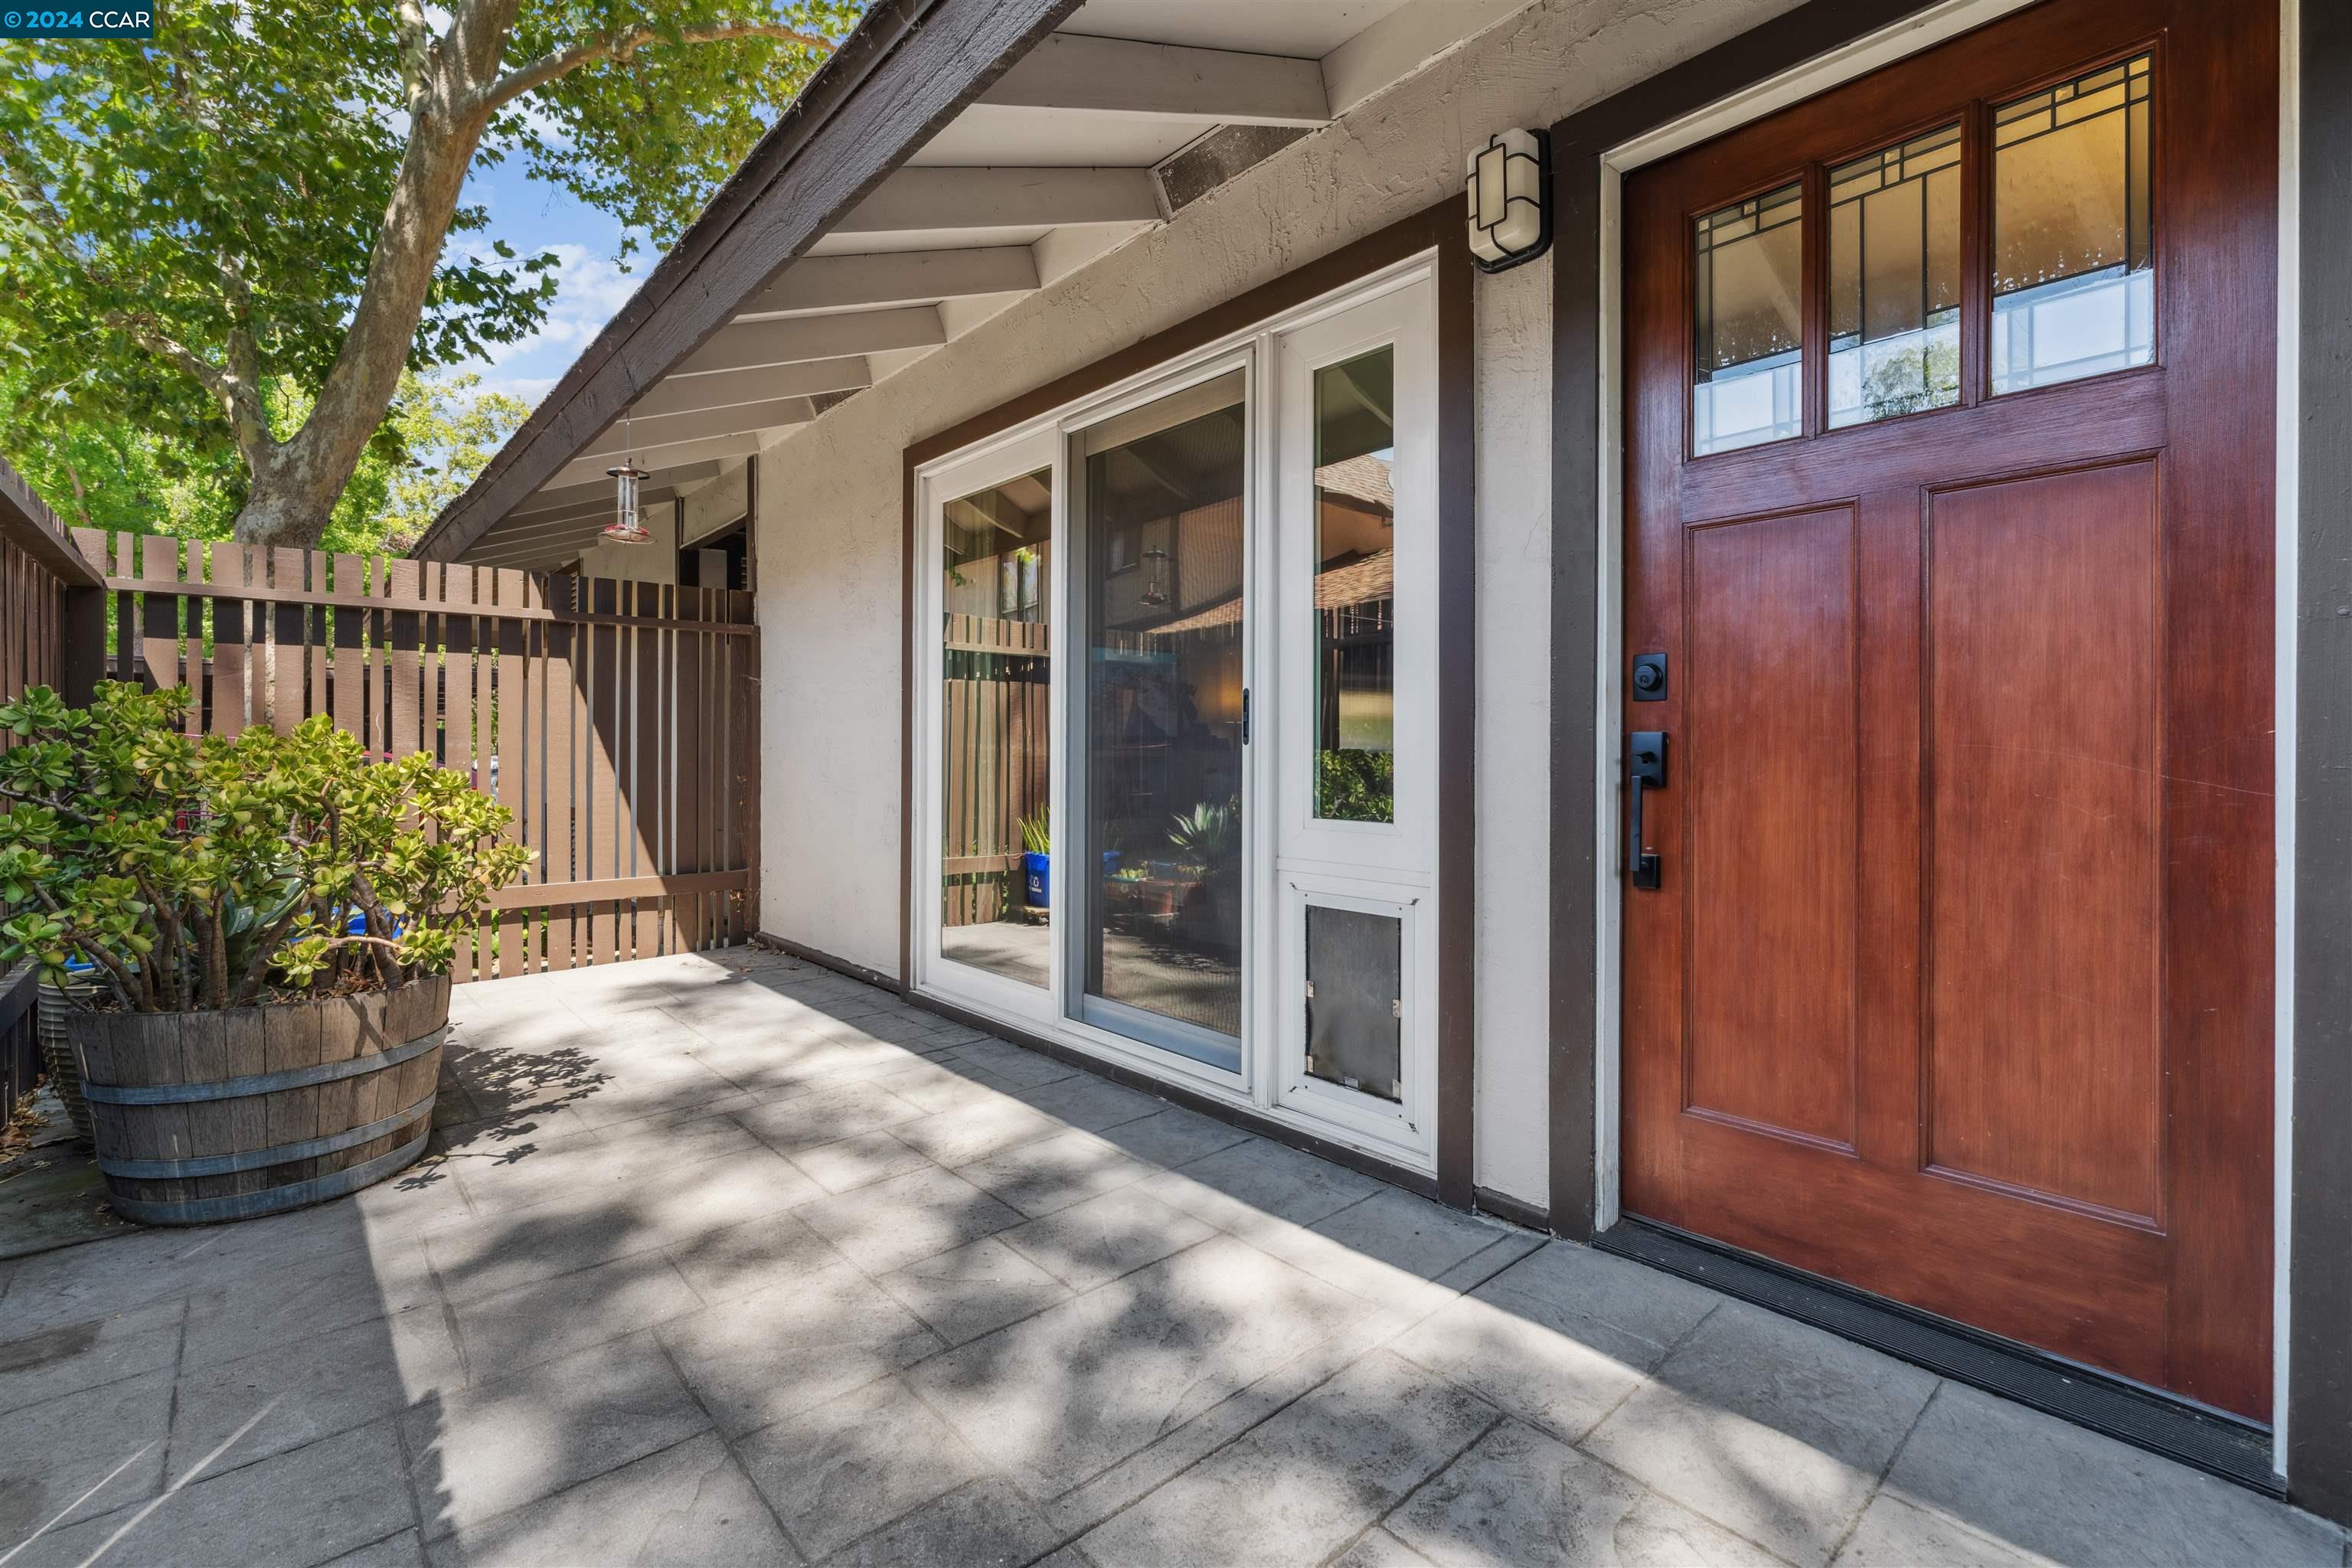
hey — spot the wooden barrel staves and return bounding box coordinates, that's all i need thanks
[68,975,450,1226]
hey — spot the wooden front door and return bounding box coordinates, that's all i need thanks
[1620,0,2276,1417]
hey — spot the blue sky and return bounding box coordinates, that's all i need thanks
[446,155,650,412]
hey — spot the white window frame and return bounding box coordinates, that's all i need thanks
[911,426,1064,1029]
[909,255,1442,1172]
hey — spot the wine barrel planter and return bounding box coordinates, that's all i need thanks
[66,975,450,1226]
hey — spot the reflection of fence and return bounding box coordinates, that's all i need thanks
[72,531,759,981]
[942,613,1047,928]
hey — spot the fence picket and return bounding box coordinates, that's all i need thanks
[31,534,755,986]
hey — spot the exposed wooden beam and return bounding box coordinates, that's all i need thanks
[737,247,1037,318]
[503,459,727,522]
[835,166,1161,234]
[550,433,766,490]
[631,357,870,420]
[583,397,813,462]
[470,501,657,551]
[978,34,1329,126]
[671,307,943,377]
[416,0,1089,562]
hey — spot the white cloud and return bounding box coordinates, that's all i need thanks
[527,243,643,349]
[438,240,650,416]
[466,374,559,407]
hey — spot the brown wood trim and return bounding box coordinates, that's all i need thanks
[1546,0,1959,1243]
[2291,0,2352,1524]
[907,204,1462,467]
[899,197,1478,1207]
[92,574,756,635]
[483,871,750,911]
[0,458,106,590]
[1433,228,1478,1209]
[756,929,904,992]
[1474,1184,1550,1233]
[899,454,919,998]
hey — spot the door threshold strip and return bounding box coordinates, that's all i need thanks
[1592,1217,2279,1495]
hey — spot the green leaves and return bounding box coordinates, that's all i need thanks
[1,2,857,546]
[0,684,533,1010]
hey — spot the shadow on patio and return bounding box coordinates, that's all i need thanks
[0,948,2342,1567]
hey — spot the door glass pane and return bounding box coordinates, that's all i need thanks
[1991,54,2154,394]
[1305,905,1402,1102]
[1828,125,1962,427]
[939,468,1053,987]
[1077,371,1246,1058]
[1693,182,1804,456]
[1313,346,1396,823]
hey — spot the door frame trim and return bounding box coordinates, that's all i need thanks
[901,201,1481,1204]
[1547,0,2314,1493]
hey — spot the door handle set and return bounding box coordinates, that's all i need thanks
[1627,730,1667,890]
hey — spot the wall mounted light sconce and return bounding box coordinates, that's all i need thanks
[1466,127,1553,273]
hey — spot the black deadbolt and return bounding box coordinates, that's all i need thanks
[1631,652,1668,701]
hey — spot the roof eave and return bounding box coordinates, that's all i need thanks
[416,0,1086,563]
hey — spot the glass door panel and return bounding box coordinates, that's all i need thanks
[1071,370,1248,1069]
[1312,346,1397,823]
[937,466,1054,989]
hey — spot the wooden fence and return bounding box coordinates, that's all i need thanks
[0,461,92,752]
[67,531,760,982]
[941,612,1047,927]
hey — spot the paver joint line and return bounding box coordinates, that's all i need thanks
[6,952,2343,1568]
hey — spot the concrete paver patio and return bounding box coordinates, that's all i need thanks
[1,948,2343,1567]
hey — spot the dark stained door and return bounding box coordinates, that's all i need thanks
[1619,0,2277,1417]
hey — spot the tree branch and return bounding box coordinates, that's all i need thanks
[100,309,273,469]
[396,0,436,104]
[479,19,834,114]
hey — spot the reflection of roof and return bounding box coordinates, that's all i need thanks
[1315,548,1393,609]
[1315,453,1393,512]
[1146,548,1393,637]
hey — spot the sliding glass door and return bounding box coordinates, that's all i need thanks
[921,431,1059,1015]
[916,262,1439,1167]
[1068,369,1250,1070]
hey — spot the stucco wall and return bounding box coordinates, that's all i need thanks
[754,0,1802,1209]
[1473,253,1556,1203]
[573,496,678,583]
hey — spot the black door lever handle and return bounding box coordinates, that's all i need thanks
[1628,731,1667,890]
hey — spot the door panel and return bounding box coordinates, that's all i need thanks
[1619,0,2275,1416]
[1685,507,1859,1148]
[1926,462,2163,1221]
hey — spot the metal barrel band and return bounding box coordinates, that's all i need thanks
[101,1130,434,1226]
[94,1090,438,1180]
[78,1029,442,1105]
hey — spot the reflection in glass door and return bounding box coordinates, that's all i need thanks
[1071,371,1248,1069]
[1311,346,1396,825]
[937,466,1053,989]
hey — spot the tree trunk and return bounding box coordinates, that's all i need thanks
[230,77,490,548]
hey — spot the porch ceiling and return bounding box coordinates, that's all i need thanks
[420,0,1524,570]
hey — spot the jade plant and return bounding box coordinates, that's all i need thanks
[0,683,531,1011]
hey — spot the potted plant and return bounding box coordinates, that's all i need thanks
[0,683,531,1225]
[1021,807,1050,908]
[1166,799,1242,946]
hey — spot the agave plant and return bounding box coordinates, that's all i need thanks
[1166,799,1240,876]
